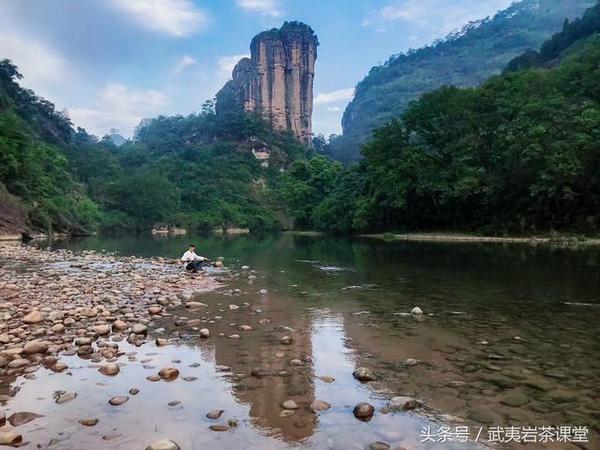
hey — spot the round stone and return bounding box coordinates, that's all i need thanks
[353,367,376,382]
[282,400,299,410]
[353,402,375,420]
[98,363,120,376]
[146,439,180,450]
[158,367,179,381]
[108,395,129,406]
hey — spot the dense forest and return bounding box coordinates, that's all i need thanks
[331,0,595,164]
[283,3,600,235]
[0,60,307,235]
[1,1,599,238]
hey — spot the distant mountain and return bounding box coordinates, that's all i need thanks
[505,1,600,71]
[331,0,595,164]
[104,132,126,146]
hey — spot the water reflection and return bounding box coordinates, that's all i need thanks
[22,233,600,449]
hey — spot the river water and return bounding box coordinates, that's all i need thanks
[9,233,600,449]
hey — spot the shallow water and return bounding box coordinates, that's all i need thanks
[7,233,600,449]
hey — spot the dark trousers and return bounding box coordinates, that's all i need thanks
[185,261,204,271]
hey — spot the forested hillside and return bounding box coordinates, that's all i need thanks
[0,60,307,235]
[282,7,600,235]
[331,0,595,164]
[0,60,101,234]
[505,0,600,71]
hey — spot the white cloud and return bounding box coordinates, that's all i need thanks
[70,83,168,137]
[109,0,209,37]
[362,0,513,34]
[314,88,354,105]
[0,32,66,91]
[236,0,283,17]
[216,54,249,82]
[173,54,197,74]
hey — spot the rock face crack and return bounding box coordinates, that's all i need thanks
[216,22,318,144]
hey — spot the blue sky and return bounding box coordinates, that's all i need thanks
[0,0,513,138]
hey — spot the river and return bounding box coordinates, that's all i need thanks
[5,233,600,449]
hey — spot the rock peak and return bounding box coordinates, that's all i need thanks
[216,21,318,144]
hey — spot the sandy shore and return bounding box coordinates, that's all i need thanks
[360,232,600,246]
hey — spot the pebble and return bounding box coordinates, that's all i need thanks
[353,367,376,382]
[280,336,293,345]
[146,439,180,450]
[23,340,49,354]
[388,396,418,411]
[199,328,210,338]
[206,409,224,420]
[410,306,423,315]
[56,392,77,404]
[158,367,180,381]
[369,442,391,450]
[155,338,169,346]
[282,400,299,410]
[353,402,375,420]
[310,399,331,412]
[129,388,140,395]
[0,431,22,446]
[209,424,230,432]
[8,358,30,369]
[8,412,43,426]
[99,363,120,376]
[108,395,129,406]
[132,324,148,334]
[228,304,239,310]
[94,324,110,335]
[112,320,128,331]
[79,418,99,426]
[22,310,43,324]
[318,376,335,383]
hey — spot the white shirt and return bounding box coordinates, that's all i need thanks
[181,250,205,263]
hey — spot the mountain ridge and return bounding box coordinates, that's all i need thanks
[331,0,595,164]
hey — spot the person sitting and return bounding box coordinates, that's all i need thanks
[181,244,207,273]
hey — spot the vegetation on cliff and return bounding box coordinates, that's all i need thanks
[331,0,595,164]
[0,60,101,234]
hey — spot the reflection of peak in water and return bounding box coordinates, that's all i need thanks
[209,293,317,442]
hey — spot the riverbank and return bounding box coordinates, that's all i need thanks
[0,242,227,446]
[361,232,600,246]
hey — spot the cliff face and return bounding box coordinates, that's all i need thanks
[216,22,318,144]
